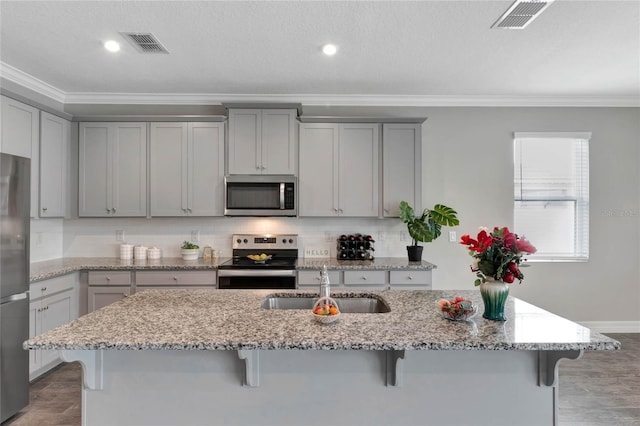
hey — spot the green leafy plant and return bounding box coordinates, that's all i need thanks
[399,201,460,246]
[181,241,200,250]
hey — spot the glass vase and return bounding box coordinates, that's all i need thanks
[479,279,509,321]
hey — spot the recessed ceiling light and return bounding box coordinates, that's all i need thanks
[104,40,120,52]
[322,44,337,56]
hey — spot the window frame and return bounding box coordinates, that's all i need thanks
[513,131,591,262]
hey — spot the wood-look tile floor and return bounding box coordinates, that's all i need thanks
[3,333,638,426]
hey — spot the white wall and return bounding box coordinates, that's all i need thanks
[59,106,640,327]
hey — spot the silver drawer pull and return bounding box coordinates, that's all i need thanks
[361,276,367,280]
[407,276,413,280]
[42,207,47,212]
[123,293,128,297]
[106,276,111,281]
[42,287,47,291]
[173,276,178,281]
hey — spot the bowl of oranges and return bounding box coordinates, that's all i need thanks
[312,296,340,324]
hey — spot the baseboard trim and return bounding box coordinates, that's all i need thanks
[578,321,640,334]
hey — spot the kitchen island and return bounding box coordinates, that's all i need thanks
[25,289,619,426]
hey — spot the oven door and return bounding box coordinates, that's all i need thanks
[217,269,296,289]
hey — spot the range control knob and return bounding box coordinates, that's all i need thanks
[243,239,248,244]
[289,239,294,244]
[282,238,287,244]
[236,239,242,244]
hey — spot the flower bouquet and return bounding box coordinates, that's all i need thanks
[460,227,536,286]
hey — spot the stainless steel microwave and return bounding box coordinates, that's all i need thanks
[224,175,297,216]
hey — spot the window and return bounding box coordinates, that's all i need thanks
[513,132,590,261]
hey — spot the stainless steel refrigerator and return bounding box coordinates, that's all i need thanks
[0,153,30,423]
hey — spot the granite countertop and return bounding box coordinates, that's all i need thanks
[296,257,436,270]
[30,257,232,282]
[30,257,435,282]
[24,289,620,352]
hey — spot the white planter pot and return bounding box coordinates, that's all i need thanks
[181,249,199,261]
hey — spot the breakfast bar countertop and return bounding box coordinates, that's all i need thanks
[24,288,620,352]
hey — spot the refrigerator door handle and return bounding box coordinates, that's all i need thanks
[0,292,29,304]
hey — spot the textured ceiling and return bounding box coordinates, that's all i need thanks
[0,0,639,104]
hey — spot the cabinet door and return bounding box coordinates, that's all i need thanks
[88,286,130,313]
[28,300,41,374]
[338,124,379,217]
[299,123,339,216]
[40,289,74,367]
[150,123,188,216]
[112,123,147,216]
[79,123,111,216]
[261,109,297,175]
[188,122,225,216]
[39,112,69,217]
[1,96,40,218]
[383,124,421,217]
[228,109,261,174]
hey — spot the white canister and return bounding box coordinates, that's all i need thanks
[134,245,147,260]
[147,247,161,260]
[120,244,133,260]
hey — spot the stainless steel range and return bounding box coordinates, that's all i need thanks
[217,234,298,289]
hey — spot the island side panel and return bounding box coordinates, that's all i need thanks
[83,349,553,426]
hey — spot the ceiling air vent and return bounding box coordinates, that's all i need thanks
[491,0,555,29]
[120,32,169,54]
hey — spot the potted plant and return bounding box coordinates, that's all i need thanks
[181,241,200,261]
[399,201,460,261]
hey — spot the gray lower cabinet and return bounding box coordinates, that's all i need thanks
[29,273,79,380]
[134,271,217,288]
[297,269,431,290]
[79,122,147,217]
[87,271,132,313]
[149,122,225,216]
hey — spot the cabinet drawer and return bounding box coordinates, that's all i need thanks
[343,270,386,286]
[31,274,76,300]
[135,271,216,286]
[389,270,431,286]
[297,270,341,287]
[88,271,132,286]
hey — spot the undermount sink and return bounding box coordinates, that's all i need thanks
[261,294,391,313]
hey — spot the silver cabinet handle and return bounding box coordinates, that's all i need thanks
[338,209,343,214]
[384,208,389,214]
[106,276,111,281]
[106,208,111,213]
[182,208,187,213]
[42,207,47,212]
[187,208,192,213]
[333,208,338,213]
[42,287,47,291]
[408,276,413,280]
[361,276,367,280]
[123,293,128,297]
[112,208,116,214]
[173,276,178,281]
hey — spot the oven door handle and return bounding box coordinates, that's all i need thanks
[217,269,296,278]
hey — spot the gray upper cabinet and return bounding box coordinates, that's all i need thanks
[1,96,40,217]
[39,112,69,218]
[79,122,147,217]
[299,123,379,217]
[150,122,224,216]
[228,109,297,175]
[382,124,422,217]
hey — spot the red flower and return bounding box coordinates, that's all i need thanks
[460,231,492,253]
[515,237,537,254]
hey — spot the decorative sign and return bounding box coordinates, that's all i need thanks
[304,244,332,258]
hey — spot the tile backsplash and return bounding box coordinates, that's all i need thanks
[59,217,411,259]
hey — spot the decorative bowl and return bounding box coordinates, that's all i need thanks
[247,254,272,264]
[436,297,477,321]
[312,296,340,324]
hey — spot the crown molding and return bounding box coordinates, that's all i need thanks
[58,92,640,108]
[0,62,66,103]
[2,62,638,107]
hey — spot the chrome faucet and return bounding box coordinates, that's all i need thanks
[319,265,330,298]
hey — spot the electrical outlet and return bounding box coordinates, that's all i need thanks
[449,231,457,242]
[115,230,125,242]
[378,231,386,242]
[324,231,332,242]
[191,230,200,242]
